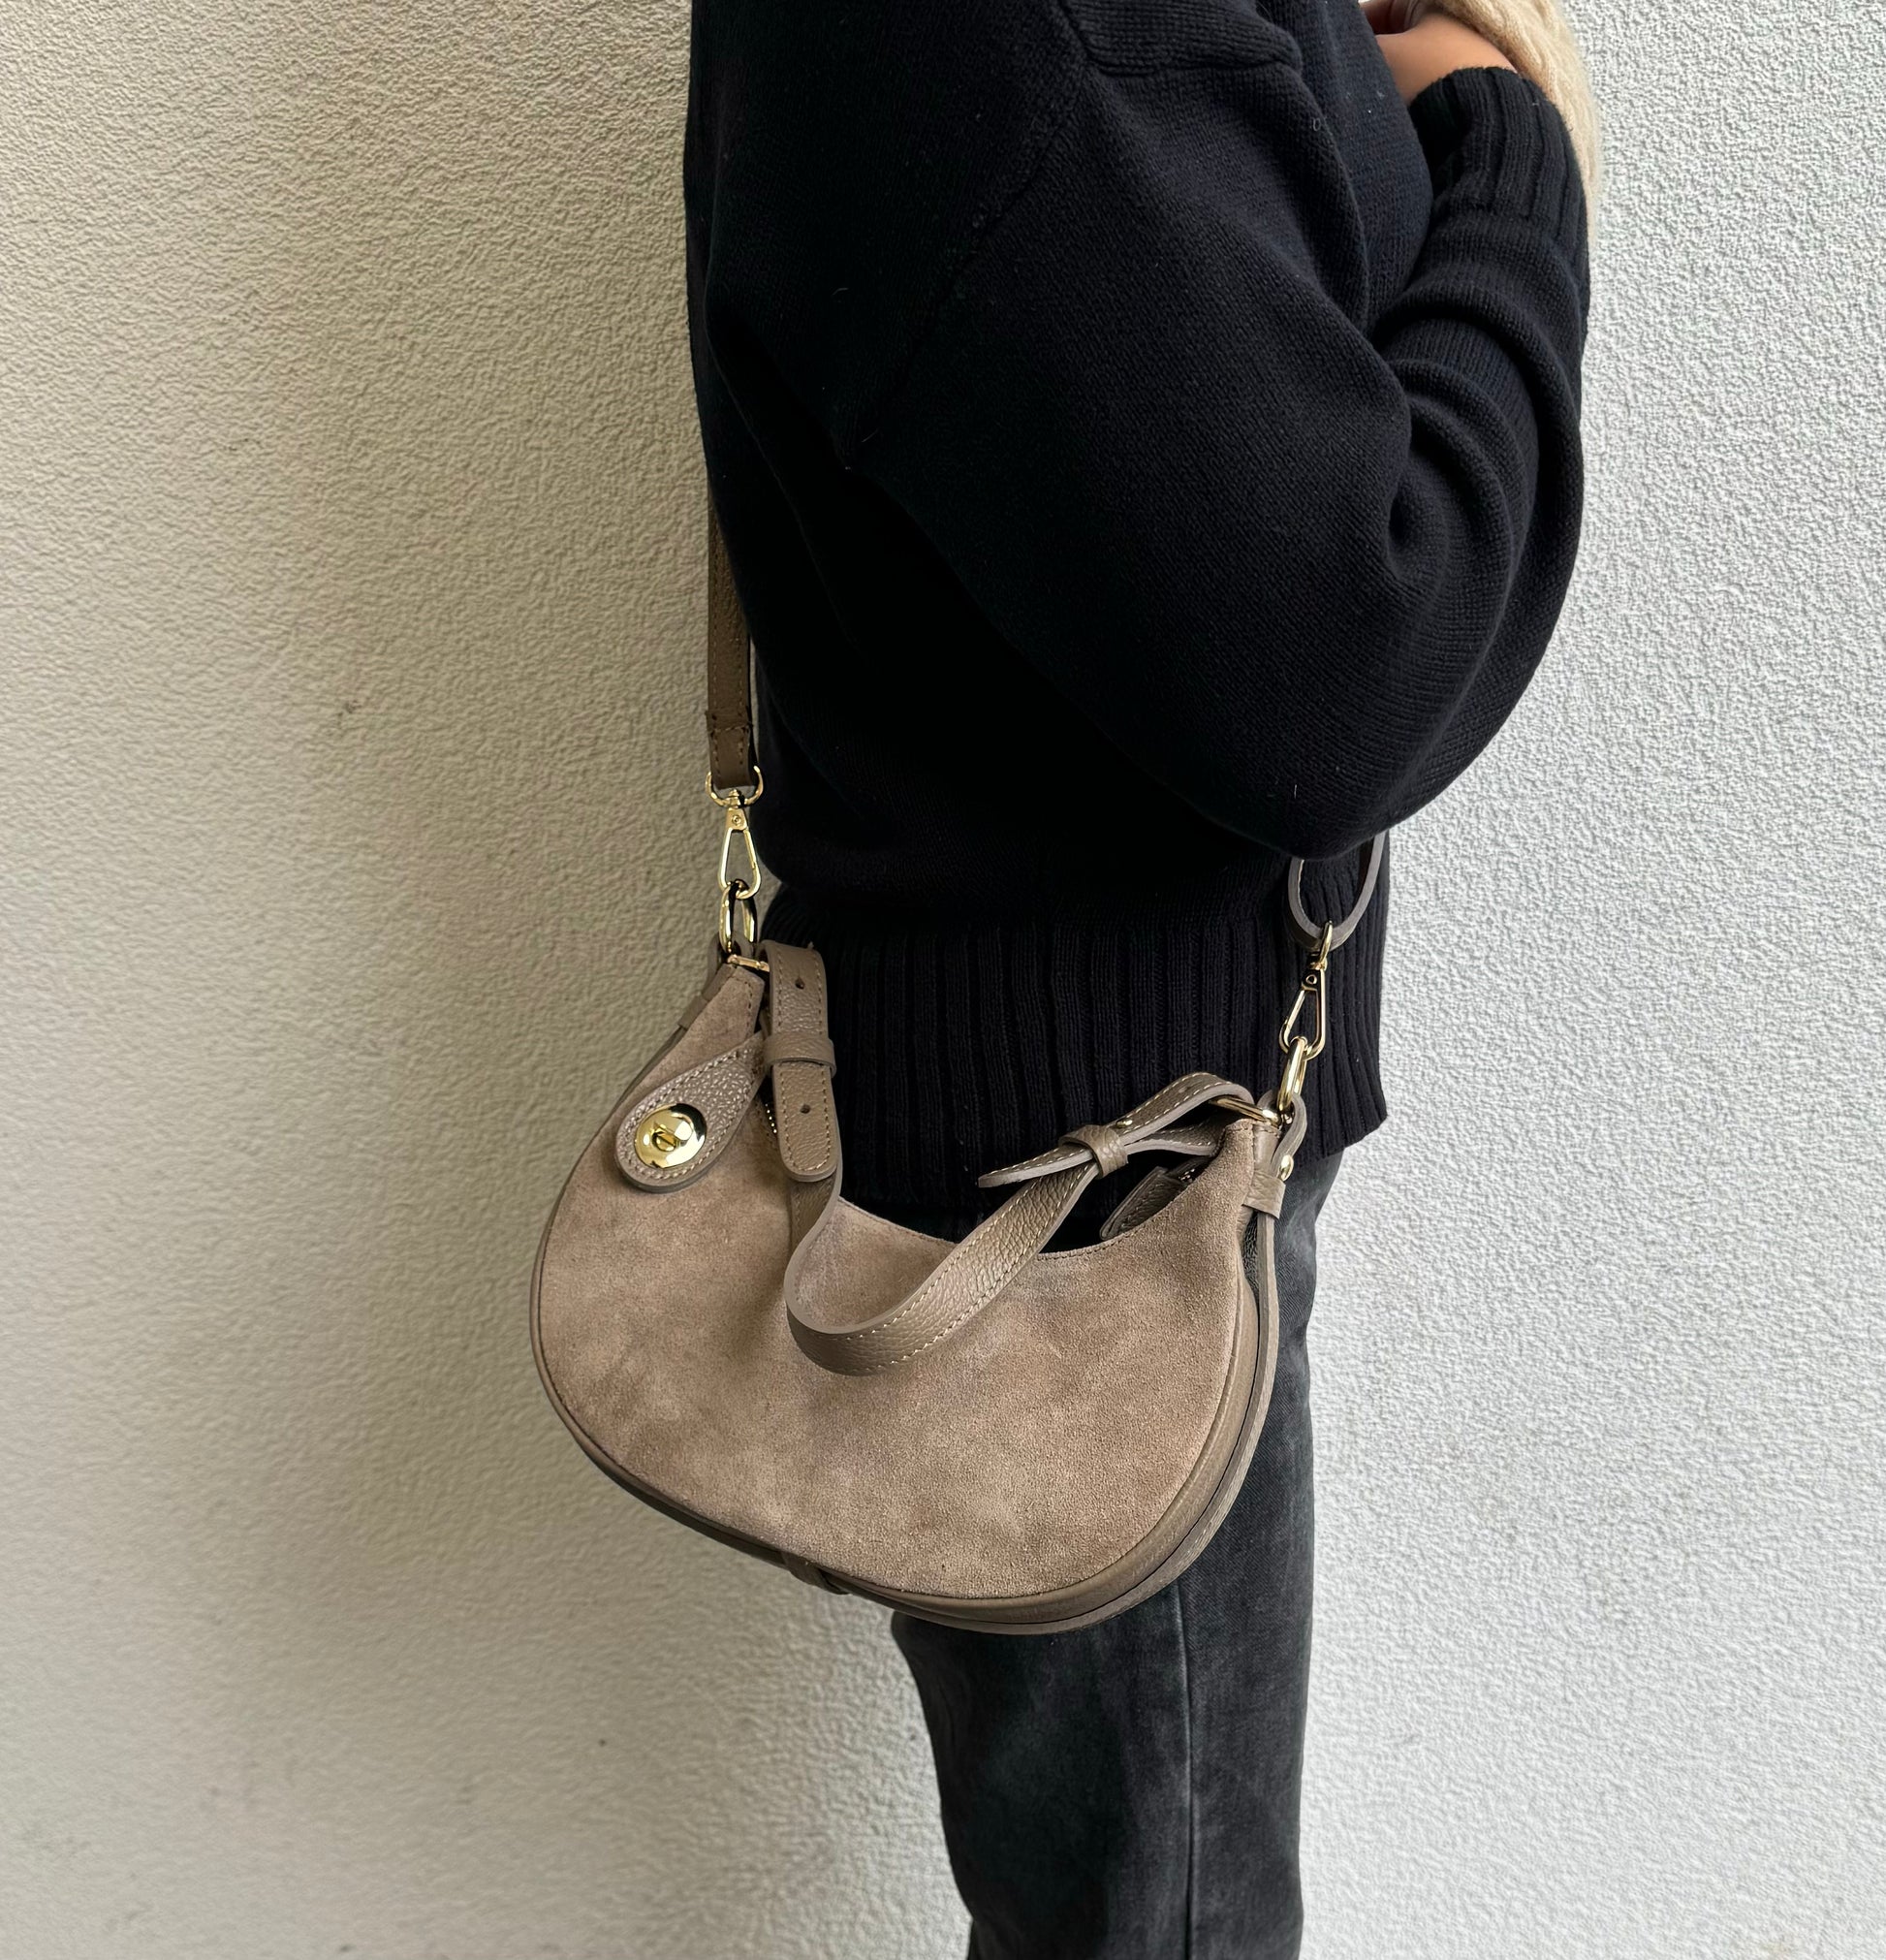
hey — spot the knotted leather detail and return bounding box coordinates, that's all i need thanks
[978,1072,1250,1188]
[1060,1122,1131,1180]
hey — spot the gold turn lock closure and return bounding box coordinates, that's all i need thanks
[633,1104,707,1169]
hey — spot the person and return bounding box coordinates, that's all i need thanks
[681,0,1588,1949]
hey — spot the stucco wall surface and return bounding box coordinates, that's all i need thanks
[3,3,1881,1956]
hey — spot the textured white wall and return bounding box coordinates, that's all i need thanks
[3,2,1881,1956]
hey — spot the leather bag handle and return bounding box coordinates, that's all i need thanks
[782,1072,1298,1375]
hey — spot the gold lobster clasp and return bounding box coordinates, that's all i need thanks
[1274,920,1333,1122]
[707,768,766,964]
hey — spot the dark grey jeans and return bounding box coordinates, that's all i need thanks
[891,1149,1344,1960]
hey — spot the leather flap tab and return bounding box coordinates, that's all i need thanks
[614,1033,766,1191]
[613,962,769,1192]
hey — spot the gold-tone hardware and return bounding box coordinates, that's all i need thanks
[1277,920,1333,1062]
[633,1104,707,1169]
[1273,921,1335,1122]
[1276,1152,1295,1181]
[1277,1036,1311,1114]
[723,951,770,975]
[707,768,766,956]
[1211,1094,1282,1128]
[705,765,765,809]
[719,882,759,956]
[716,799,763,899]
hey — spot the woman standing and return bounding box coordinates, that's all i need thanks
[681,0,1590,1949]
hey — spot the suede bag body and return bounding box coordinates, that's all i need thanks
[530,948,1301,1633]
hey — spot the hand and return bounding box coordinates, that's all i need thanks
[1362,0,1516,104]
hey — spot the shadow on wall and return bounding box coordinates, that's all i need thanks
[129,12,953,1954]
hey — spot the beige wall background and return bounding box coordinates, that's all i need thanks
[4,4,1883,1957]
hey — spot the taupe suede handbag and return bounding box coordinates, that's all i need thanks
[530,511,1385,1632]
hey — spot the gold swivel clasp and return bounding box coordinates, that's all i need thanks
[707,767,766,964]
[1275,920,1333,1122]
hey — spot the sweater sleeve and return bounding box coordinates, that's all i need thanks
[841,57,1589,861]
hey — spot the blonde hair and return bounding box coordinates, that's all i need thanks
[1428,0,1602,227]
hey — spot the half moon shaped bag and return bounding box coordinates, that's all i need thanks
[530,510,1385,1633]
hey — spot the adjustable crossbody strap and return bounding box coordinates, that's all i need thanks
[702,503,1385,1122]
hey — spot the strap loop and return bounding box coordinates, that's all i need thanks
[1285,833,1387,951]
[762,1029,836,1073]
[1059,1122,1131,1180]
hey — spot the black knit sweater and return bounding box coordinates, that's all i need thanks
[683,0,1588,1230]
